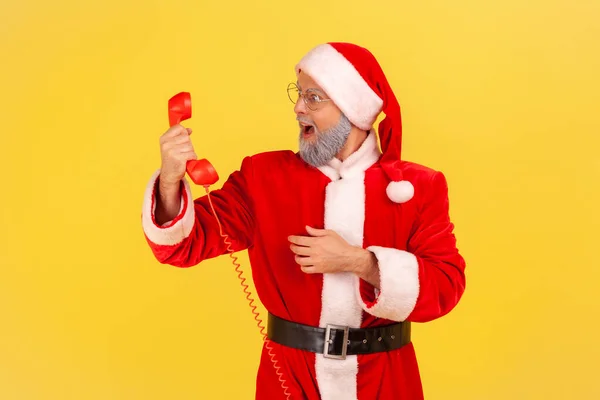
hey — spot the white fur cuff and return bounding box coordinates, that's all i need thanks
[141,169,195,246]
[356,246,420,321]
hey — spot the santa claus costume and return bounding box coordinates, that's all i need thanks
[141,42,466,400]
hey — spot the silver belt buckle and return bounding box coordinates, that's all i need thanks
[323,324,349,360]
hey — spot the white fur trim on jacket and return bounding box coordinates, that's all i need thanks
[141,169,195,246]
[317,131,380,181]
[296,44,383,130]
[313,131,382,400]
[356,246,420,322]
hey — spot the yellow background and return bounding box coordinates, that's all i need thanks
[1,0,599,398]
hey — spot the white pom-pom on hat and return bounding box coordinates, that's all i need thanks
[386,180,414,203]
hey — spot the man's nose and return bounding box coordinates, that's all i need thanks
[294,97,307,115]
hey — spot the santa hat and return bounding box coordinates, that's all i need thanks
[295,42,414,203]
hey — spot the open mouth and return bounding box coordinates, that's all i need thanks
[301,124,315,137]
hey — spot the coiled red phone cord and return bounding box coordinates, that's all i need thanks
[204,186,292,400]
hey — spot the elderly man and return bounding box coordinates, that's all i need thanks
[141,42,466,400]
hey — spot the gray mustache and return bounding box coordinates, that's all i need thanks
[296,116,315,125]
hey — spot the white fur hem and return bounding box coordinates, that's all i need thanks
[296,44,383,130]
[356,246,420,321]
[141,169,195,246]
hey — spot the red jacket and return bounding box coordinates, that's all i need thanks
[141,132,466,400]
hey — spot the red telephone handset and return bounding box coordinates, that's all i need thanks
[167,92,292,399]
[168,92,219,187]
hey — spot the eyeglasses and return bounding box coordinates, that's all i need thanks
[287,82,332,111]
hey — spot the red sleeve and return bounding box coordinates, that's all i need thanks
[140,156,256,268]
[357,171,466,322]
[405,170,466,322]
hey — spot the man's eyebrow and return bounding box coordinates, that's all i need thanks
[297,81,326,96]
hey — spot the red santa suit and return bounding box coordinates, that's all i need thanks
[141,42,466,400]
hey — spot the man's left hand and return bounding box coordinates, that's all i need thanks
[288,225,366,275]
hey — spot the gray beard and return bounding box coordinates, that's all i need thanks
[298,113,352,168]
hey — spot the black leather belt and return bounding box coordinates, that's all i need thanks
[266,312,411,360]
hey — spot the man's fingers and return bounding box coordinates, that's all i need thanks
[295,255,313,266]
[170,134,193,145]
[300,266,318,274]
[288,235,315,246]
[176,143,195,153]
[306,225,329,237]
[161,124,188,141]
[180,151,198,161]
[290,244,312,256]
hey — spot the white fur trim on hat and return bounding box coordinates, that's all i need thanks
[296,44,383,130]
[386,180,414,203]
